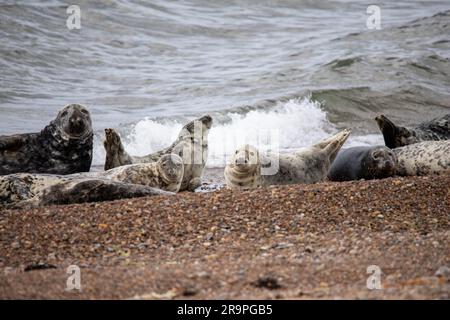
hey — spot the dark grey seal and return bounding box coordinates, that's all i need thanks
[375,114,450,148]
[0,104,93,175]
[328,146,397,181]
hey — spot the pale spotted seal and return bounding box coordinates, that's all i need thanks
[393,140,450,176]
[375,114,450,148]
[224,129,351,189]
[0,104,93,175]
[328,146,397,181]
[0,154,183,208]
[103,115,212,191]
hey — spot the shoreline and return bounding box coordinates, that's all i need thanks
[0,173,449,299]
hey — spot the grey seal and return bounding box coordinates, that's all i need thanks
[393,140,450,176]
[0,104,93,175]
[103,115,212,191]
[375,114,450,148]
[328,146,397,181]
[224,129,351,189]
[0,153,183,208]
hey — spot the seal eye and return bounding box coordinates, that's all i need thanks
[61,111,68,117]
[81,109,89,115]
[235,151,238,155]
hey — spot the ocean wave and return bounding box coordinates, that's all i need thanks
[93,96,385,168]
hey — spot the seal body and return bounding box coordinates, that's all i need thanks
[393,141,450,176]
[375,114,450,148]
[328,146,397,181]
[224,129,351,189]
[0,154,183,208]
[104,115,212,191]
[0,104,93,175]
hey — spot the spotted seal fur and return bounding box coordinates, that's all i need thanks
[393,140,450,176]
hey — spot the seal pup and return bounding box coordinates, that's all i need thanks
[375,114,450,148]
[393,140,450,176]
[328,146,397,181]
[0,104,93,175]
[0,154,183,208]
[224,129,351,189]
[103,115,212,191]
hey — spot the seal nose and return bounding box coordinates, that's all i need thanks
[235,157,248,165]
[70,117,83,127]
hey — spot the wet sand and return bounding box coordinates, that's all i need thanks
[0,173,449,299]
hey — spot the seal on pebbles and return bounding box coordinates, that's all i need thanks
[224,129,351,189]
[0,104,93,175]
[103,115,212,191]
[328,146,397,181]
[0,154,183,208]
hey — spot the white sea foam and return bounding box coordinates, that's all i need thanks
[93,97,382,168]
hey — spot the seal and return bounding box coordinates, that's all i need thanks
[0,154,183,208]
[328,146,397,181]
[393,140,450,176]
[375,114,450,148]
[0,104,93,175]
[224,129,351,189]
[104,115,212,191]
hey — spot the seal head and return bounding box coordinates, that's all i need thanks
[224,144,261,189]
[157,154,184,185]
[53,104,92,139]
[366,146,397,179]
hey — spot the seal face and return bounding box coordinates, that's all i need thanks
[224,129,351,189]
[224,145,262,189]
[375,114,450,148]
[393,140,450,176]
[328,146,397,181]
[0,104,93,175]
[0,154,183,208]
[103,115,212,191]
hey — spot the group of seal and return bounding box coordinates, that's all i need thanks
[225,113,450,188]
[0,104,205,208]
[1,102,449,206]
[327,113,450,182]
[103,115,212,192]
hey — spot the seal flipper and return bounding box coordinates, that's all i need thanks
[375,114,413,148]
[314,129,351,164]
[187,177,201,192]
[103,128,133,170]
[0,134,25,151]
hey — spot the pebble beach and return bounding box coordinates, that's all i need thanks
[0,173,448,299]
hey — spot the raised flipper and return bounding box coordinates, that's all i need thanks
[39,179,174,206]
[0,134,25,151]
[103,128,133,170]
[375,114,413,148]
[314,129,351,163]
